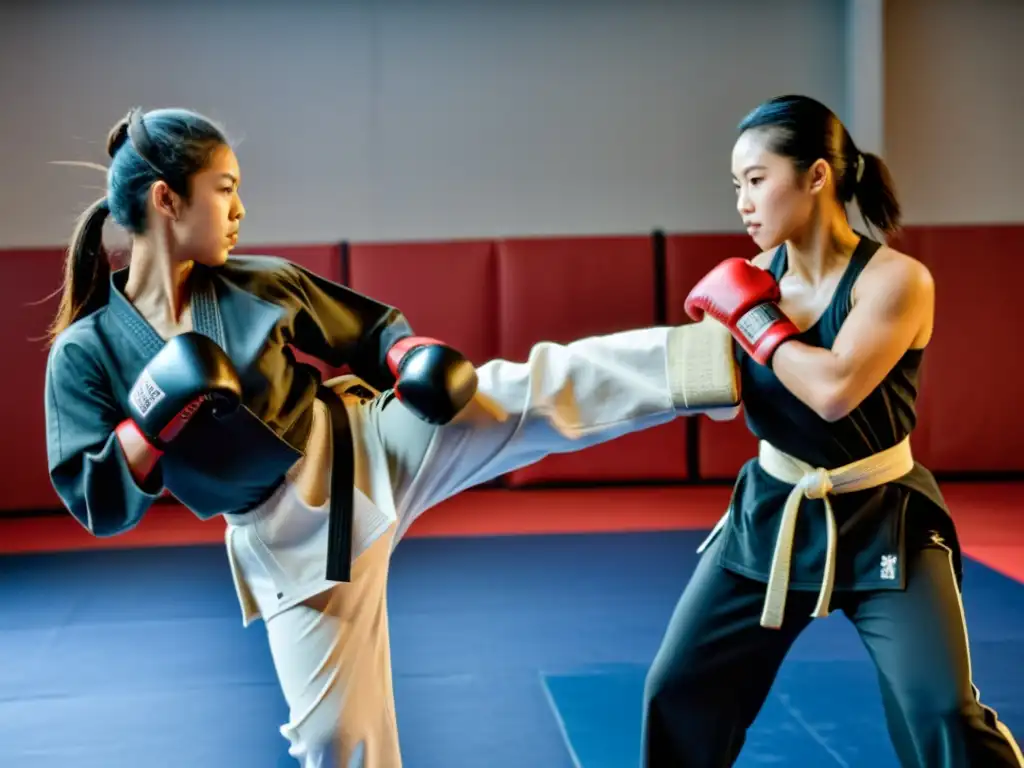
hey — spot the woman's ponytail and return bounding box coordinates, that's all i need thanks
[47,196,113,344]
[854,152,902,238]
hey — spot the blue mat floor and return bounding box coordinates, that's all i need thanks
[2,529,1023,767]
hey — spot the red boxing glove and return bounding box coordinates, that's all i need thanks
[684,258,800,366]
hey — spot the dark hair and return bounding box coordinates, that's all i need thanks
[47,107,228,344]
[737,95,901,238]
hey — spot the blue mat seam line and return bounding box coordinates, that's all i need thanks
[539,670,584,768]
[776,692,852,767]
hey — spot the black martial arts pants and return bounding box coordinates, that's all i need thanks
[641,532,1023,767]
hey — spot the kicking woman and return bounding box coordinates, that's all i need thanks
[641,95,1024,767]
[43,107,739,767]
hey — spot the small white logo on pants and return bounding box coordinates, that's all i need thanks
[880,554,897,580]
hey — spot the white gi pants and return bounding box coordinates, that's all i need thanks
[259,524,399,768]
[219,326,717,767]
[223,395,427,768]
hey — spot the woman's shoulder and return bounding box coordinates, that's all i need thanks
[214,254,309,297]
[46,311,109,380]
[219,253,295,279]
[859,240,933,294]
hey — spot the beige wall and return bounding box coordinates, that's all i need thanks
[885,0,1023,225]
[0,0,1018,249]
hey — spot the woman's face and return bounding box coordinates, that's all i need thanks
[167,144,246,267]
[731,128,823,251]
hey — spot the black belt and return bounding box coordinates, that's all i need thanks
[316,384,356,583]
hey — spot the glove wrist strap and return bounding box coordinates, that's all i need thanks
[386,336,445,372]
[115,418,163,482]
[735,303,789,346]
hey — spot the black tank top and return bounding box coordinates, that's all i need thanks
[710,235,957,593]
[742,236,922,467]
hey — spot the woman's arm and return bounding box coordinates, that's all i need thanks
[45,340,165,536]
[283,262,414,392]
[283,261,475,422]
[771,253,934,421]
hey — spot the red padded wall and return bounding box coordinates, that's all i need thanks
[238,243,343,277]
[909,225,1024,472]
[496,235,690,486]
[1,248,68,510]
[885,228,934,470]
[347,240,499,365]
[664,233,760,480]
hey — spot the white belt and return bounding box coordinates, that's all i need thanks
[757,436,914,629]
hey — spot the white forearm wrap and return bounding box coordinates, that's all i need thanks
[666,317,741,416]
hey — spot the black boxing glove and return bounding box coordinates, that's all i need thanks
[116,332,242,464]
[385,336,478,425]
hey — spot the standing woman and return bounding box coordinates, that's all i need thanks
[43,108,740,767]
[641,95,1024,767]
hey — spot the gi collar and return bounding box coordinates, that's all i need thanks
[108,265,227,359]
[107,262,285,381]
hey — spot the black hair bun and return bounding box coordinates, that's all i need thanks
[106,113,132,158]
